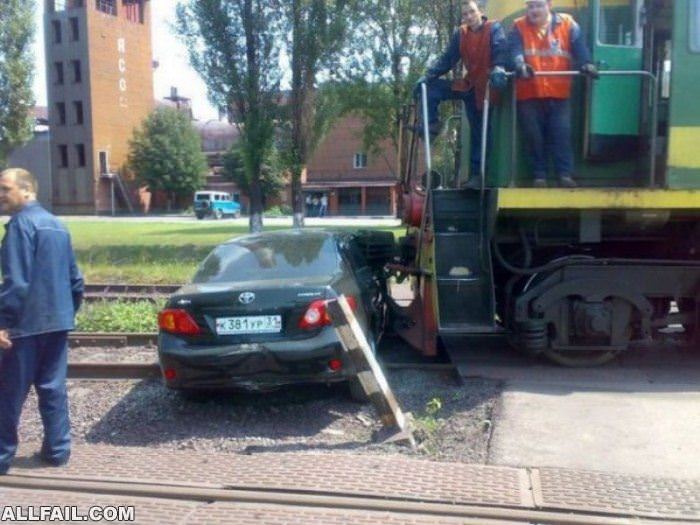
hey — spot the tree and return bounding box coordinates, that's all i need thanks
[176,0,284,233]
[0,0,35,167]
[282,0,353,227]
[222,142,285,207]
[128,107,207,209]
[339,0,456,150]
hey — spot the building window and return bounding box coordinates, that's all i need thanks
[598,0,642,47]
[52,20,62,44]
[54,62,64,85]
[73,101,84,125]
[56,102,66,125]
[49,0,83,11]
[353,152,368,169]
[123,0,144,23]
[98,151,109,174]
[76,144,86,167]
[71,60,82,83]
[691,0,700,53]
[96,0,116,15]
[69,17,79,41]
[58,145,69,168]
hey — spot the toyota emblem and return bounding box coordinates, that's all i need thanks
[238,292,256,305]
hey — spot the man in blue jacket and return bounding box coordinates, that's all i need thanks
[0,168,84,475]
[415,0,508,180]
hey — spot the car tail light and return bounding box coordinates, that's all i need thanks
[163,368,177,381]
[328,359,343,372]
[158,309,201,335]
[299,296,357,330]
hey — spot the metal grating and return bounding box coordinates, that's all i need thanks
[533,468,700,520]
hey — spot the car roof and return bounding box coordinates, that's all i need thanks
[223,229,342,246]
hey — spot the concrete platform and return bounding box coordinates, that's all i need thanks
[1,445,699,522]
[448,340,700,480]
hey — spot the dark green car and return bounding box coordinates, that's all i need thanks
[157,230,387,398]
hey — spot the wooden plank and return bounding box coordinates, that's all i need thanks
[326,295,415,447]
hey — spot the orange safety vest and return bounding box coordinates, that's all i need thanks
[452,20,497,109]
[514,14,574,101]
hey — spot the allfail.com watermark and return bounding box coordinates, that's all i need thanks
[1,505,135,522]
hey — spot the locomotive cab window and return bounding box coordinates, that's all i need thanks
[691,0,700,53]
[598,0,642,47]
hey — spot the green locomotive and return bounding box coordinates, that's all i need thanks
[393,0,700,365]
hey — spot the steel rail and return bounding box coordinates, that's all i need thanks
[64,358,453,381]
[84,283,181,295]
[0,474,674,525]
[67,362,160,380]
[69,332,157,347]
[83,284,180,303]
[67,332,458,372]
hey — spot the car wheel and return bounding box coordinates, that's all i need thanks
[214,209,223,220]
[234,210,241,219]
[195,212,205,220]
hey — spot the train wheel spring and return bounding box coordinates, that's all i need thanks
[518,320,548,354]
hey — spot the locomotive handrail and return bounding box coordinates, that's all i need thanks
[479,69,659,189]
[416,81,433,270]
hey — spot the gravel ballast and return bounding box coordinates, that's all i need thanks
[17,345,502,464]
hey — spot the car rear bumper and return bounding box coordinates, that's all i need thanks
[158,329,357,391]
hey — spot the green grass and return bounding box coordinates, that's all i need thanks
[76,300,164,332]
[65,221,403,284]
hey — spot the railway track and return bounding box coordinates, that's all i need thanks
[83,283,180,302]
[67,361,160,379]
[0,472,666,525]
[69,331,157,347]
[66,359,453,380]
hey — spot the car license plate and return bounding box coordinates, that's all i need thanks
[215,315,282,335]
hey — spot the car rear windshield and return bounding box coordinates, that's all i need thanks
[192,235,339,283]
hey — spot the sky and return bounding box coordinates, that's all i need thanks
[32,0,220,121]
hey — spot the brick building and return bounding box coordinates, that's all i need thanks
[44,0,154,214]
[304,116,398,217]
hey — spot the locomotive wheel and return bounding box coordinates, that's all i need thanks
[540,296,632,367]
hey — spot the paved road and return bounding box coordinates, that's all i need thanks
[456,344,700,479]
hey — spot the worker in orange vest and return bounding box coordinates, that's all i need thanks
[415,0,508,182]
[509,0,599,188]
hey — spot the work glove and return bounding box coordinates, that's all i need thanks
[580,63,600,80]
[413,75,429,97]
[515,63,535,79]
[489,66,508,90]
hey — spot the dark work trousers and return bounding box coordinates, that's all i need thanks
[0,331,70,470]
[517,97,574,181]
[424,78,491,177]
